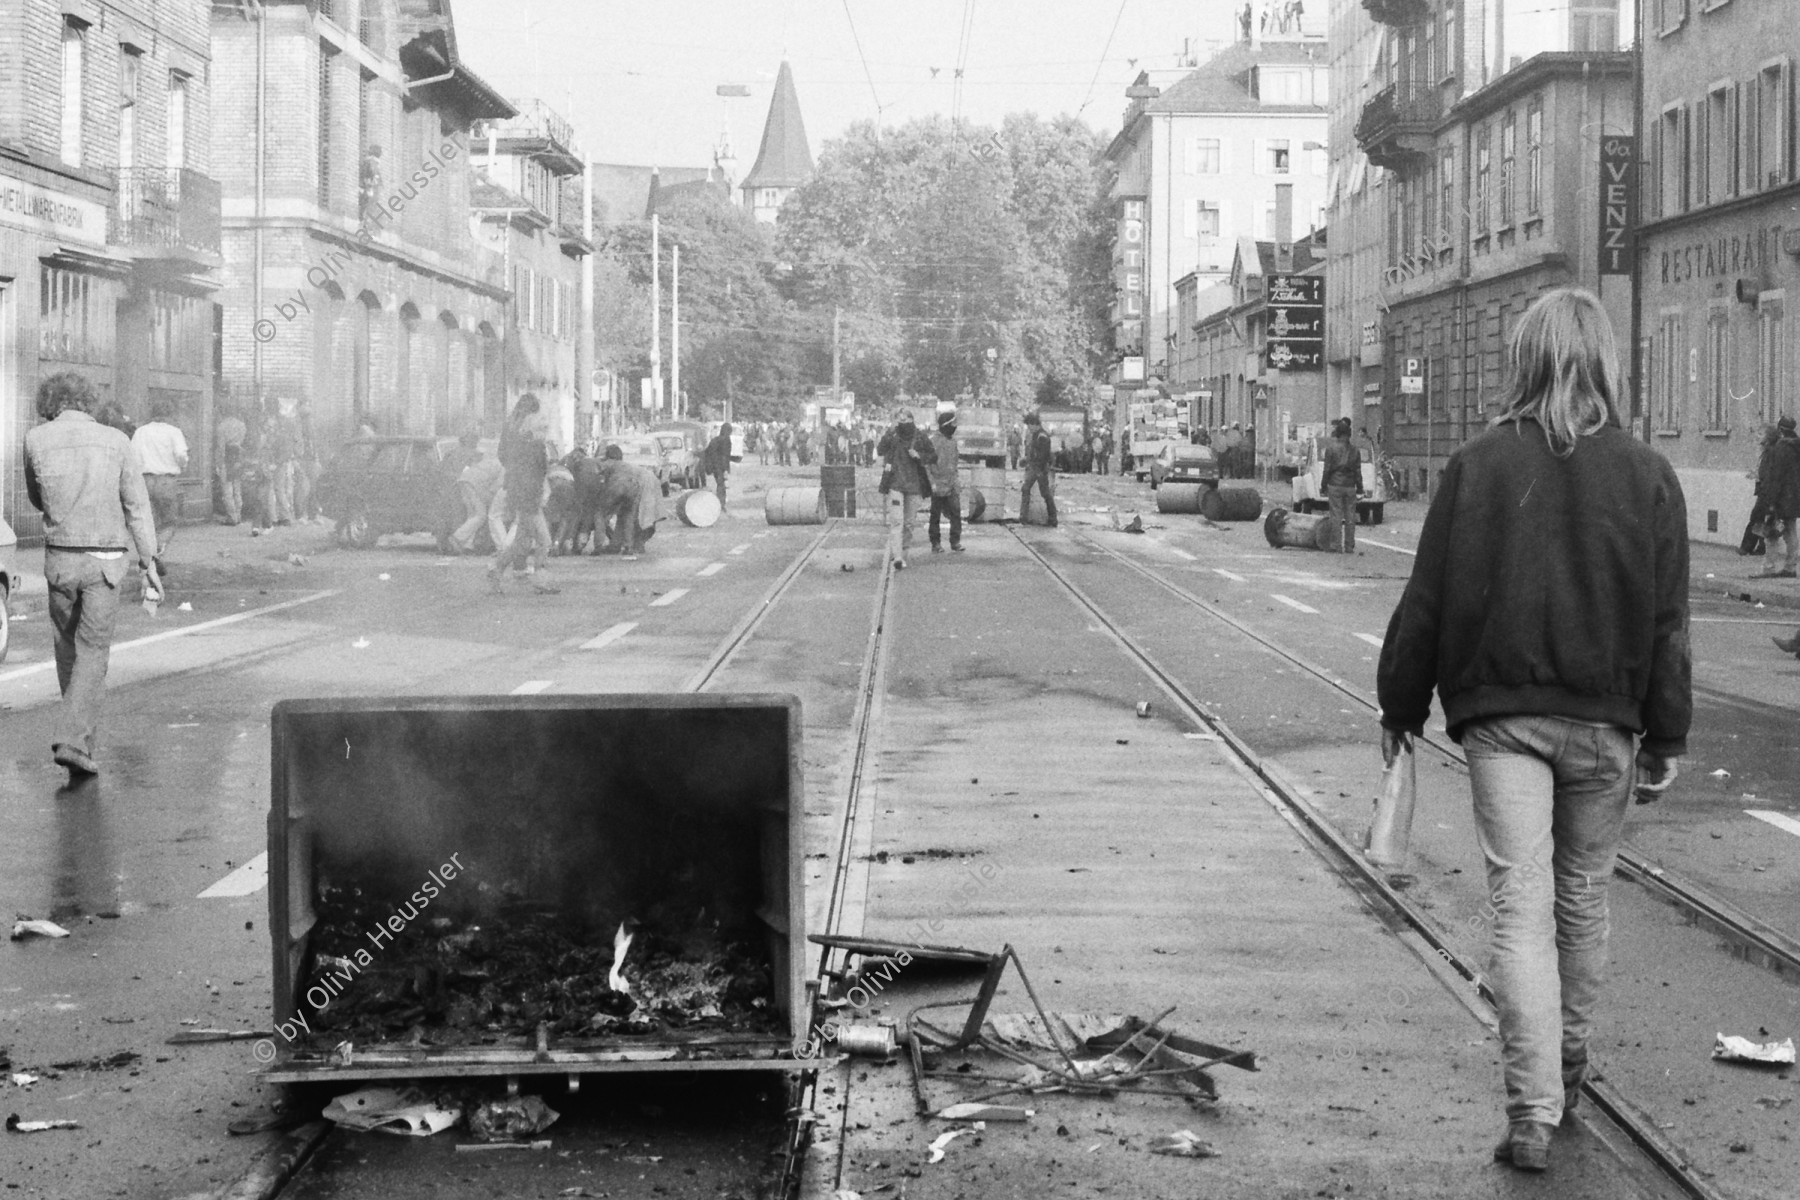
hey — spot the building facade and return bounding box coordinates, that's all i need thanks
[211,0,512,453]
[739,60,812,225]
[1104,31,1331,389]
[1324,0,1390,436]
[1639,0,1799,545]
[1356,0,1633,498]
[471,99,591,451]
[0,0,220,538]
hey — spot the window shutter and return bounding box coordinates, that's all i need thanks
[1784,60,1795,184]
[1184,137,1196,175]
[1217,137,1230,175]
[1183,198,1197,238]
[1744,80,1759,194]
[1252,139,1265,175]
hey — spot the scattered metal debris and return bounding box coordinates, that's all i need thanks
[1149,1129,1219,1158]
[6,1115,79,1133]
[166,1029,270,1045]
[469,1095,559,1142]
[926,1128,973,1163]
[455,1139,552,1153]
[9,919,70,941]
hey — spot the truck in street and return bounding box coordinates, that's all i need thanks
[955,407,1007,466]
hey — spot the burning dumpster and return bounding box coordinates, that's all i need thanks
[262,694,808,1084]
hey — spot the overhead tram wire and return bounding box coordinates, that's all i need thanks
[950,0,978,131]
[1077,0,1132,118]
[839,0,885,127]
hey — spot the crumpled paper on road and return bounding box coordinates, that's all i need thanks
[9,919,70,941]
[322,1086,459,1136]
[469,1095,559,1142]
[1149,1129,1219,1158]
[1713,1033,1797,1065]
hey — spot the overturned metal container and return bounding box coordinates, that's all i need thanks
[263,694,808,1084]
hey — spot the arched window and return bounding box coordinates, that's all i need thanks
[397,301,420,432]
[354,290,380,429]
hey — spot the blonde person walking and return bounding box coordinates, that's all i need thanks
[875,410,935,570]
[1378,289,1690,1174]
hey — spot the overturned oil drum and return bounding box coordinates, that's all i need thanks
[1155,483,1205,514]
[965,467,1007,521]
[1263,506,1336,550]
[765,486,825,526]
[675,489,722,528]
[1201,486,1263,522]
[962,488,987,523]
[819,464,857,518]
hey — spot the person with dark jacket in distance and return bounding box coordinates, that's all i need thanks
[876,410,936,569]
[704,422,734,508]
[1756,414,1800,578]
[1019,411,1058,526]
[1378,288,1690,1175]
[1322,417,1363,553]
[926,409,964,553]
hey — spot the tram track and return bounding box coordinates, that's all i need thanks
[1009,524,1732,1200]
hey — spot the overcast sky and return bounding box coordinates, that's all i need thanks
[454,0,1263,168]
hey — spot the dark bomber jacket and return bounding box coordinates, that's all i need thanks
[1377,418,1691,758]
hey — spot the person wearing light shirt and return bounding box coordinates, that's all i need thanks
[131,399,189,566]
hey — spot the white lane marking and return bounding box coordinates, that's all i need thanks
[650,588,689,608]
[198,852,268,899]
[0,590,341,685]
[580,621,638,651]
[1355,633,1385,648]
[510,680,554,695]
[696,563,727,577]
[1271,593,1320,614]
[1360,537,1416,557]
[1169,548,1197,561]
[1694,616,1800,625]
[728,544,751,556]
[1213,568,1246,583]
[1747,810,1800,839]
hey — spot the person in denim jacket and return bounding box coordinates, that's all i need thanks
[24,372,163,776]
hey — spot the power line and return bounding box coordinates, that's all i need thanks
[838,0,885,126]
[1078,0,1132,118]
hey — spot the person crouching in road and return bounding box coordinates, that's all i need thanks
[451,435,504,554]
[488,394,557,594]
[876,410,935,569]
[1377,288,1690,1174]
[1322,417,1363,553]
[927,410,964,553]
[24,371,164,777]
[596,443,663,558]
[1019,411,1058,527]
[131,398,189,571]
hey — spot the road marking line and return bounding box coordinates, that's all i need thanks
[198,852,268,899]
[1170,548,1197,561]
[1213,568,1246,583]
[696,563,726,577]
[510,680,554,695]
[1747,810,1800,839]
[1360,537,1416,557]
[0,589,341,685]
[1355,633,1385,648]
[728,544,751,556]
[650,588,689,607]
[580,621,638,651]
[1271,593,1320,614]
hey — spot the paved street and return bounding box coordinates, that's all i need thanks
[2,461,1797,1199]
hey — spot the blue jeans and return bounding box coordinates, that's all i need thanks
[1463,715,1636,1126]
[44,550,126,758]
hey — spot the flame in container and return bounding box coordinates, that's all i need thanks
[608,921,634,993]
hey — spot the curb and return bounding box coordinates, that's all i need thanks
[196,1119,331,1200]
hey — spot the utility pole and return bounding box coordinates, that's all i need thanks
[671,243,681,419]
[580,159,596,436]
[831,305,841,401]
[650,214,662,419]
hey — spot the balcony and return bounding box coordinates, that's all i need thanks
[1362,0,1432,27]
[483,99,582,176]
[1354,84,1440,172]
[557,219,594,257]
[110,167,221,262]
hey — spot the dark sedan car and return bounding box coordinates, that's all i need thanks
[315,436,470,550]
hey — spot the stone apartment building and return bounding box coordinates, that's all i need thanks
[1324,0,1390,437]
[471,98,591,451]
[1639,0,1800,545]
[211,0,512,449]
[1354,0,1632,498]
[0,0,220,538]
[1104,26,1330,390]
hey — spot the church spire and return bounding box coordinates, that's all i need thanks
[741,60,813,221]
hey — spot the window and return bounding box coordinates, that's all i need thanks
[1184,198,1221,239]
[1526,99,1543,215]
[1705,309,1730,430]
[1499,109,1516,225]
[60,19,83,166]
[1572,1,1620,51]
[318,44,336,210]
[1655,311,1684,431]
[1659,104,1689,216]
[1474,123,1491,236]
[167,73,189,171]
[1759,60,1792,190]
[1422,158,1438,255]
[1439,146,1456,251]
[151,291,207,372]
[1440,2,1459,80]
[1268,139,1291,174]
[118,47,140,173]
[40,266,113,364]
[1188,137,1221,174]
[1703,83,1736,205]
[1655,0,1688,35]
[1758,300,1784,423]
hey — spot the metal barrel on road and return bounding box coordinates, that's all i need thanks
[962,488,987,523]
[765,487,826,526]
[819,464,857,518]
[1155,484,1205,514]
[675,489,722,528]
[1201,486,1264,522]
[964,466,1007,521]
[1263,506,1336,550]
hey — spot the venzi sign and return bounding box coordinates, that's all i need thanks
[1599,136,1635,276]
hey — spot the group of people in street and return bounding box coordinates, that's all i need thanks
[210,395,324,533]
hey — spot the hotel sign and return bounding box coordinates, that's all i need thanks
[1264,274,1324,370]
[1599,136,1635,277]
[1115,196,1146,354]
[0,174,106,246]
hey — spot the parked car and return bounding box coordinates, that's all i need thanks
[0,514,16,663]
[648,422,707,489]
[1149,441,1220,489]
[603,435,675,495]
[315,435,470,550]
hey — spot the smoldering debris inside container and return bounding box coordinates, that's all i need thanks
[299,880,779,1046]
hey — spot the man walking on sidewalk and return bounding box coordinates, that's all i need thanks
[877,410,935,569]
[131,398,188,569]
[25,372,164,777]
[1756,415,1800,578]
[1322,417,1362,553]
[488,394,557,594]
[1019,411,1058,527]
[927,409,964,553]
